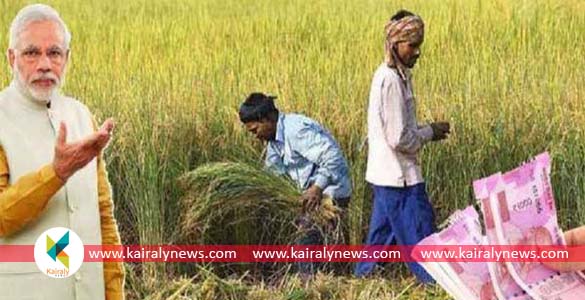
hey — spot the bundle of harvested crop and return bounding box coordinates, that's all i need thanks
[179,162,342,245]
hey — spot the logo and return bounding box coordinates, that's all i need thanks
[34,227,84,278]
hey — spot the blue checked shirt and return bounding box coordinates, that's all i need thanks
[265,113,352,199]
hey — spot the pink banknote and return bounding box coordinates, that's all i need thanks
[474,172,533,300]
[418,206,498,300]
[417,232,471,299]
[492,152,585,300]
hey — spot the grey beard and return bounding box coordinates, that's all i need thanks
[12,68,61,104]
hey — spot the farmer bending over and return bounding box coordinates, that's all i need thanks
[239,92,352,275]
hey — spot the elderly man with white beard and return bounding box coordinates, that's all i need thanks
[0,4,124,300]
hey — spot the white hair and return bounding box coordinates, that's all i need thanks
[8,4,71,49]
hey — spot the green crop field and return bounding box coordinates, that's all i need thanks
[1,0,583,299]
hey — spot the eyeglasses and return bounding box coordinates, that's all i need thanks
[17,45,67,64]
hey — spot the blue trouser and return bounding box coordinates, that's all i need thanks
[354,183,436,283]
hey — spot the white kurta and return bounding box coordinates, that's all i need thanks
[366,63,434,187]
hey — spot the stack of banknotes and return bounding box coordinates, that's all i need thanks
[417,152,585,300]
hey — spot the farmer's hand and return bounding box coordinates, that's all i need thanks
[301,185,323,212]
[430,121,450,141]
[53,119,115,181]
[543,226,585,272]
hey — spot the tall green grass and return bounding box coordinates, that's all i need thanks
[0,0,583,298]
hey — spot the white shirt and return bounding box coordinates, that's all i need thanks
[365,63,434,187]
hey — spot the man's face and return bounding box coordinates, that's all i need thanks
[395,38,423,68]
[8,20,69,102]
[244,119,276,141]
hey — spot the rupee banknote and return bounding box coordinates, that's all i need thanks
[417,206,498,300]
[417,232,471,299]
[490,152,585,300]
[474,173,533,300]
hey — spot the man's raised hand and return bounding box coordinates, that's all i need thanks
[53,119,115,181]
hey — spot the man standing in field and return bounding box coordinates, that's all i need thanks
[239,92,352,274]
[0,4,124,299]
[355,10,450,283]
